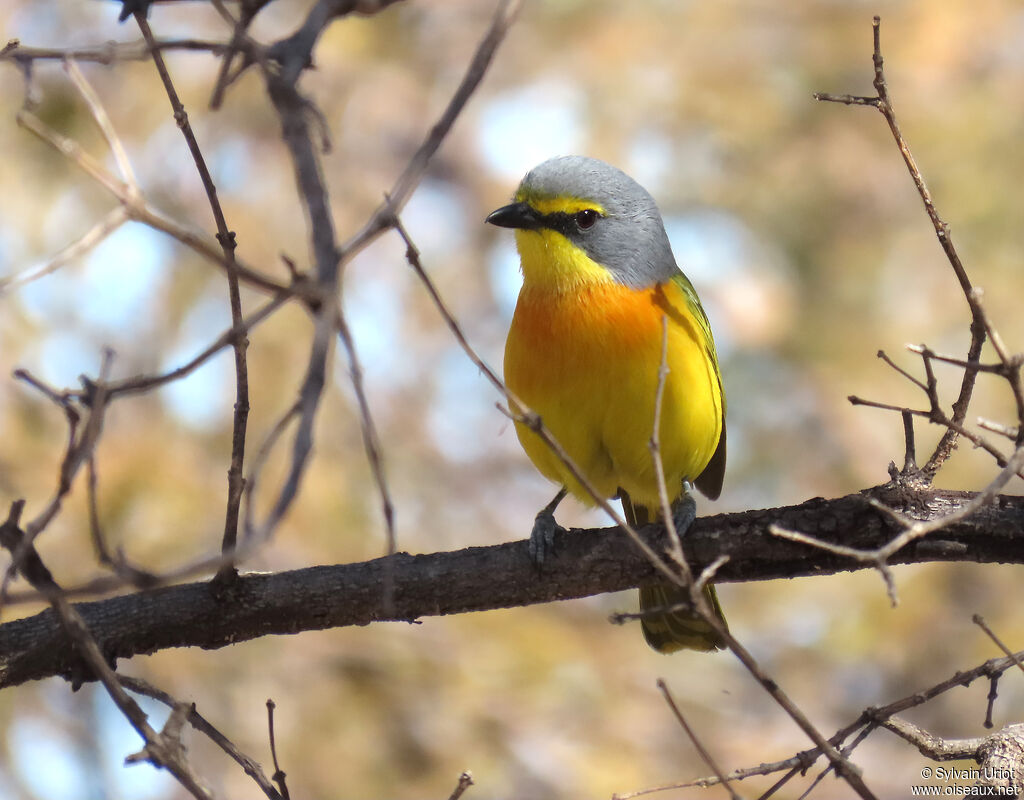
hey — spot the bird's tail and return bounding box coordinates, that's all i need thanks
[622,493,727,653]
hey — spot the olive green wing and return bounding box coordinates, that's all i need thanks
[669,271,726,500]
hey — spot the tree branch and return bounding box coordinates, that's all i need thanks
[2,483,1023,690]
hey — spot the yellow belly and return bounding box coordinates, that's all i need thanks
[504,279,723,508]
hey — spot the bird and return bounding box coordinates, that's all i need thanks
[486,155,727,653]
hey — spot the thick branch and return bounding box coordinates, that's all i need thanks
[2,484,1023,690]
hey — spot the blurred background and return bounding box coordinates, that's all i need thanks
[2,1,1024,797]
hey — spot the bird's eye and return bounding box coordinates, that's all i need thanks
[575,209,599,229]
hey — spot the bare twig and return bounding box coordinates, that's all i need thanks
[876,348,927,393]
[132,13,251,577]
[120,676,284,800]
[816,16,986,479]
[336,303,394,555]
[266,699,290,800]
[719,630,877,798]
[15,107,296,297]
[389,208,681,587]
[977,418,1019,441]
[649,316,688,572]
[657,679,740,800]
[904,344,1004,375]
[1,356,114,607]
[208,0,265,110]
[242,401,301,543]
[1,38,231,66]
[772,443,1024,606]
[446,771,475,800]
[245,0,368,550]
[850,395,1018,475]
[341,0,522,259]
[879,716,983,761]
[103,294,290,399]
[617,647,1024,798]
[0,206,129,295]
[64,59,137,188]
[86,456,156,587]
[244,312,334,544]
[973,615,1024,678]
[0,509,214,799]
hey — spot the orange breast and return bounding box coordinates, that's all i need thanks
[504,280,722,508]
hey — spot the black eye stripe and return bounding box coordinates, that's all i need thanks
[535,209,602,236]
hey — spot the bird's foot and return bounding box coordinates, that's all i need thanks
[528,507,565,567]
[669,493,697,541]
[527,487,568,567]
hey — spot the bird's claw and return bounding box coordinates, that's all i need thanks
[529,508,563,567]
[670,493,697,542]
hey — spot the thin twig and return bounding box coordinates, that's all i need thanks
[446,771,475,800]
[1,357,113,608]
[208,0,258,110]
[336,310,395,556]
[266,699,290,800]
[242,401,301,543]
[133,13,251,576]
[63,59,138,190]
[879,716,983,761]
[0,510,213,799]
[649,316,687,572]
[102,294,290,399]
[618,647,1024,798]
[772,444,1024,606]
[15,107,296,297]
[717,629,877,799]
[657,679,740,800]
[816,16,986,478]
[389,208,682,587]
[244,312,334,544]
[341,0,522,260]
[876,349,927,393]
[977,419,1019,441]
[851,397,1017,475]
[904,344,1004,375]
[1,38,231,65]
[972,615,1024,677]
[121,676,284,800]
[86,456,156,587]
[0,206,129,295]
[984,673,1000,730]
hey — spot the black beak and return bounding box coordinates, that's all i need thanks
[485,201,542,230]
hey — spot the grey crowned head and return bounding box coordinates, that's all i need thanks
[486,155,679,289]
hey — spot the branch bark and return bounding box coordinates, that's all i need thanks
[2,482,1023,690]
